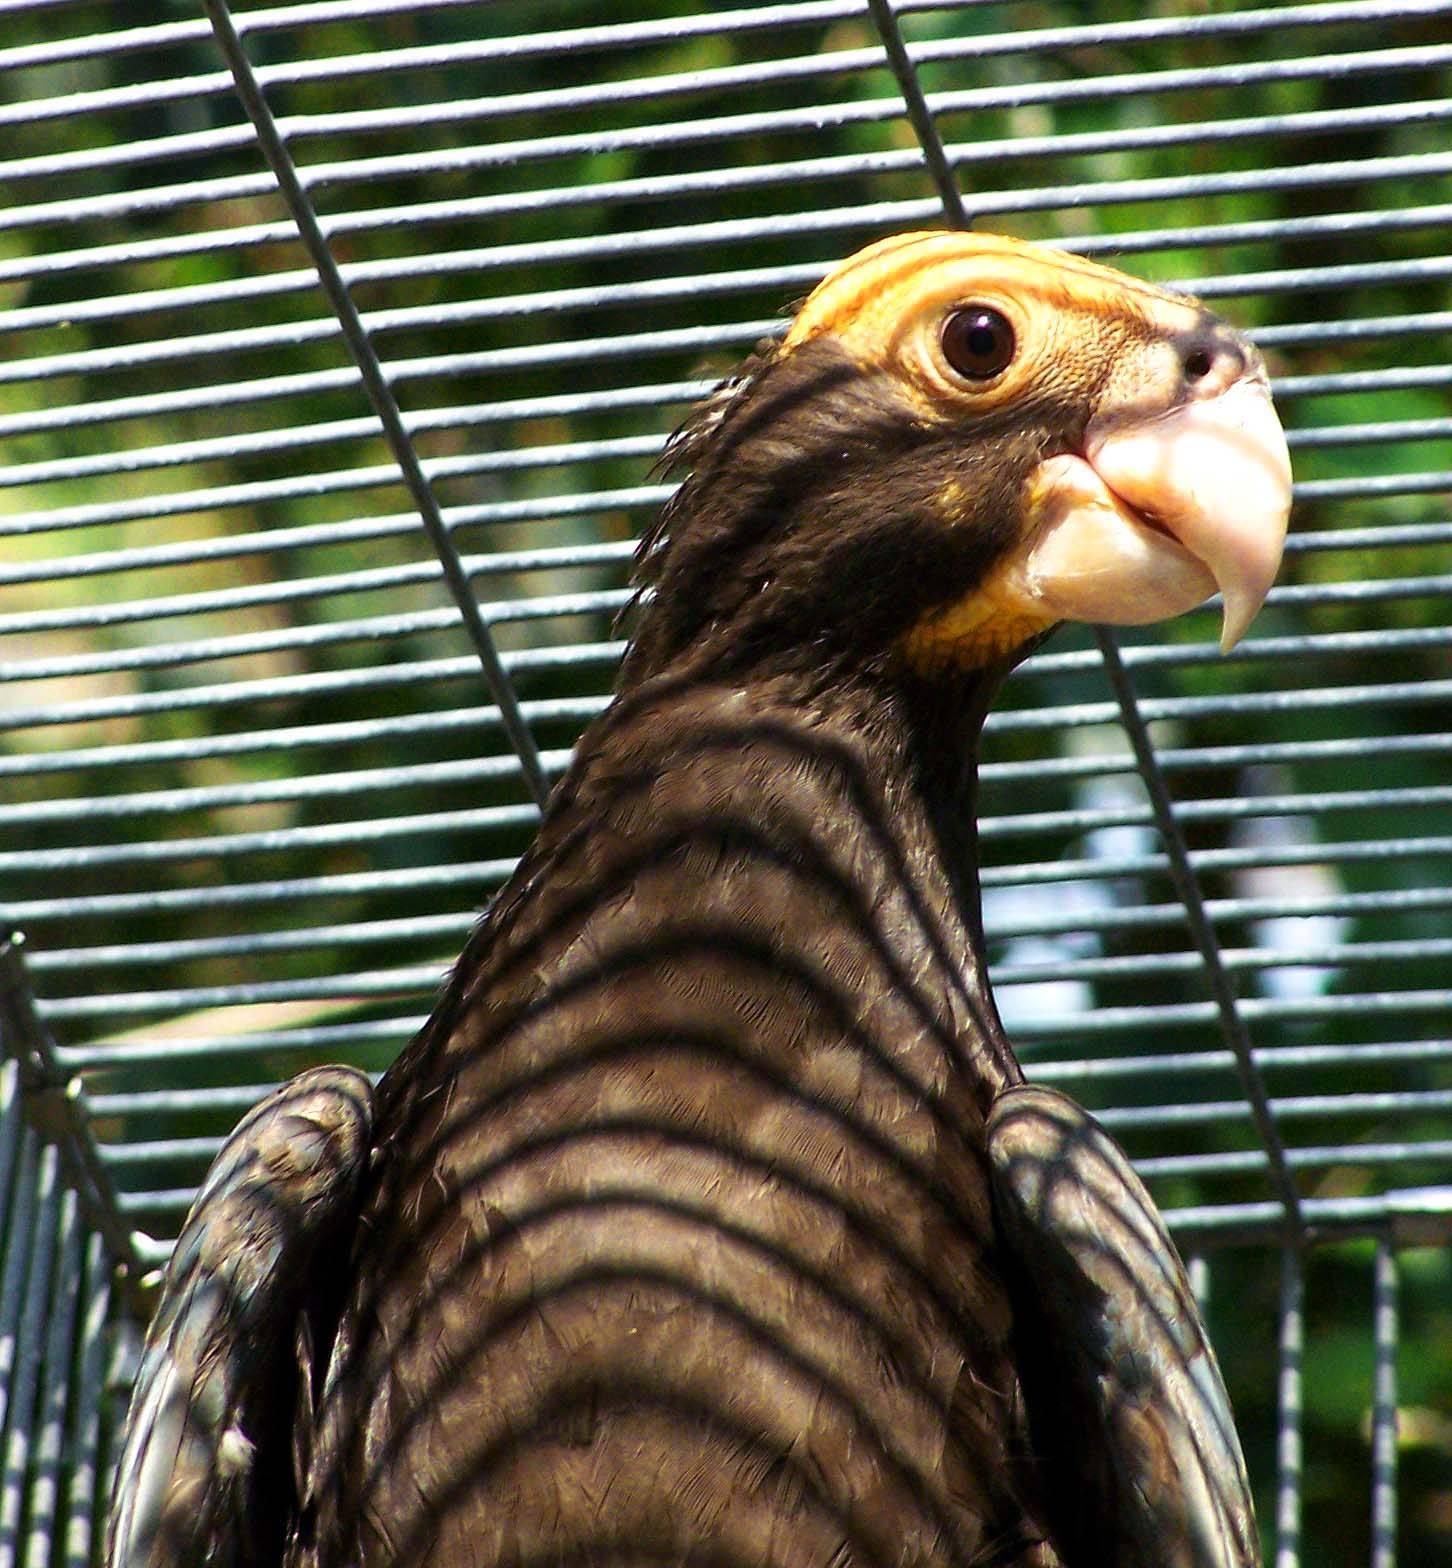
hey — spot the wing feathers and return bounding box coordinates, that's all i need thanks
[987,1083,1257,1568]
[107,1065,374,1568]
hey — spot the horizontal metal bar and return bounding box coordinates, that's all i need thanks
[38,971,1452,1036]
[9,858,525,927]
[73,1024,1445,1086]
[17,862,1452,945]
[1074,991,1452,1044]
[5,195,1450,403]
[1257,308,1452,348]
[0,703,581,793]
[114,1186,1452,1254]
[1290,412,1452,450]
[983,729,1452,784]
[314,100,1452,211]
[0,351,1443,487]
[0,243,820,352]
[5,563,1447,678]
[13,40,1449,212]
[6,808,1450,903]
[986,675,1452,737]
[0,357,707,443]
[981,782,1452,840]
[112,1186,250,1218]
[93,1047,1452,1160]
[0,645,621,739]
[1023,608,1452,676]
[3,681,1449,797]
[4,141,1445,302]
[1286,521,1452,554]
[1136,1139,1452,1180]
[58,983,1432,1039]
[108,1133,1452,1195]
[0,803,541,874]
[0,542,635,634]
[1098,1086,1452,1129]
[2,661,1452,796]
[66,1017,418,1074]
[1274,363,1452,399]
[0,492,666,591]
[29,913,475,976]
[0,415,662,491]
[0,585,631,683]
[9,582,1452,697]
[0,742,573,829]
[1027,1039,1452,1083]
[8,184,1452,398]
[81,1066,1452,1127]
[10,78,1448,265]
[5,3,1444,163]
[6,0,1444,142]
[1284,469,1452,501]
[0,0,860,81]
[4,668,1448,794]
[1162,1186,1452,1247]
[984,885,1452,945]
[41,970,444,1023]
[5,564,1445,668]
[87,1083,360,1118]
[5,545,1448,673]
[3,703,1447,841]
[5,28,1448,200]
[995,936,1452,988]
[0,310,775,427]
[26,926,1452,996]
[8,123,1449,276]
[3,539,1439,656]
[0,306,1441,452]
[4,301,1446,466]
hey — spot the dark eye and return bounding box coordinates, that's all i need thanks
[941,306,1015,380]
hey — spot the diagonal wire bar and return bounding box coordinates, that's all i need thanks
[1095,632,1304,1232]
[864,0,1303,1236]
[200,0,551,810]
[864,0,970,228]
[0,936,152,1320]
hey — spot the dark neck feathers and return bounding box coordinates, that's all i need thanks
[622,338,1042,691]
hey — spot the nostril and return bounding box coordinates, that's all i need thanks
[1183,345,1215,382]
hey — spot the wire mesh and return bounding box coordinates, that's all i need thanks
[1,1,1450,1563]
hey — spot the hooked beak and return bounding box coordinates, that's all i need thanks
[1012,374,1292,652]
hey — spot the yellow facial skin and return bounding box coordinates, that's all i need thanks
[783,231,1292,669]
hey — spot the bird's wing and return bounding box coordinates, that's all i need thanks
[107,1065,374,1568]
[987,1083,1258,1568]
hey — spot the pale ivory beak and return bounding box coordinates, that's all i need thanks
[1011,376,1292,653]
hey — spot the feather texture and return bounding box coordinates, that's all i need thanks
[106,231,1290,1568]
[107,1067,373,1568]
[988,1085,1258,1568]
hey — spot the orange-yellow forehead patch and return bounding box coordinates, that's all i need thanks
[784,230,1200,362]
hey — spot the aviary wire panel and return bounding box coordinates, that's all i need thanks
[1,1,1450,1563]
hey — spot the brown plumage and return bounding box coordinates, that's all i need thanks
[107,231,1290,1568]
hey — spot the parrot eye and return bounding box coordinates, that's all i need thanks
[1183,346,1214,381]
[941,306,1015,380]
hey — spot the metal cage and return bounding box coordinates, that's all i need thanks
[2,2,1451,1563]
